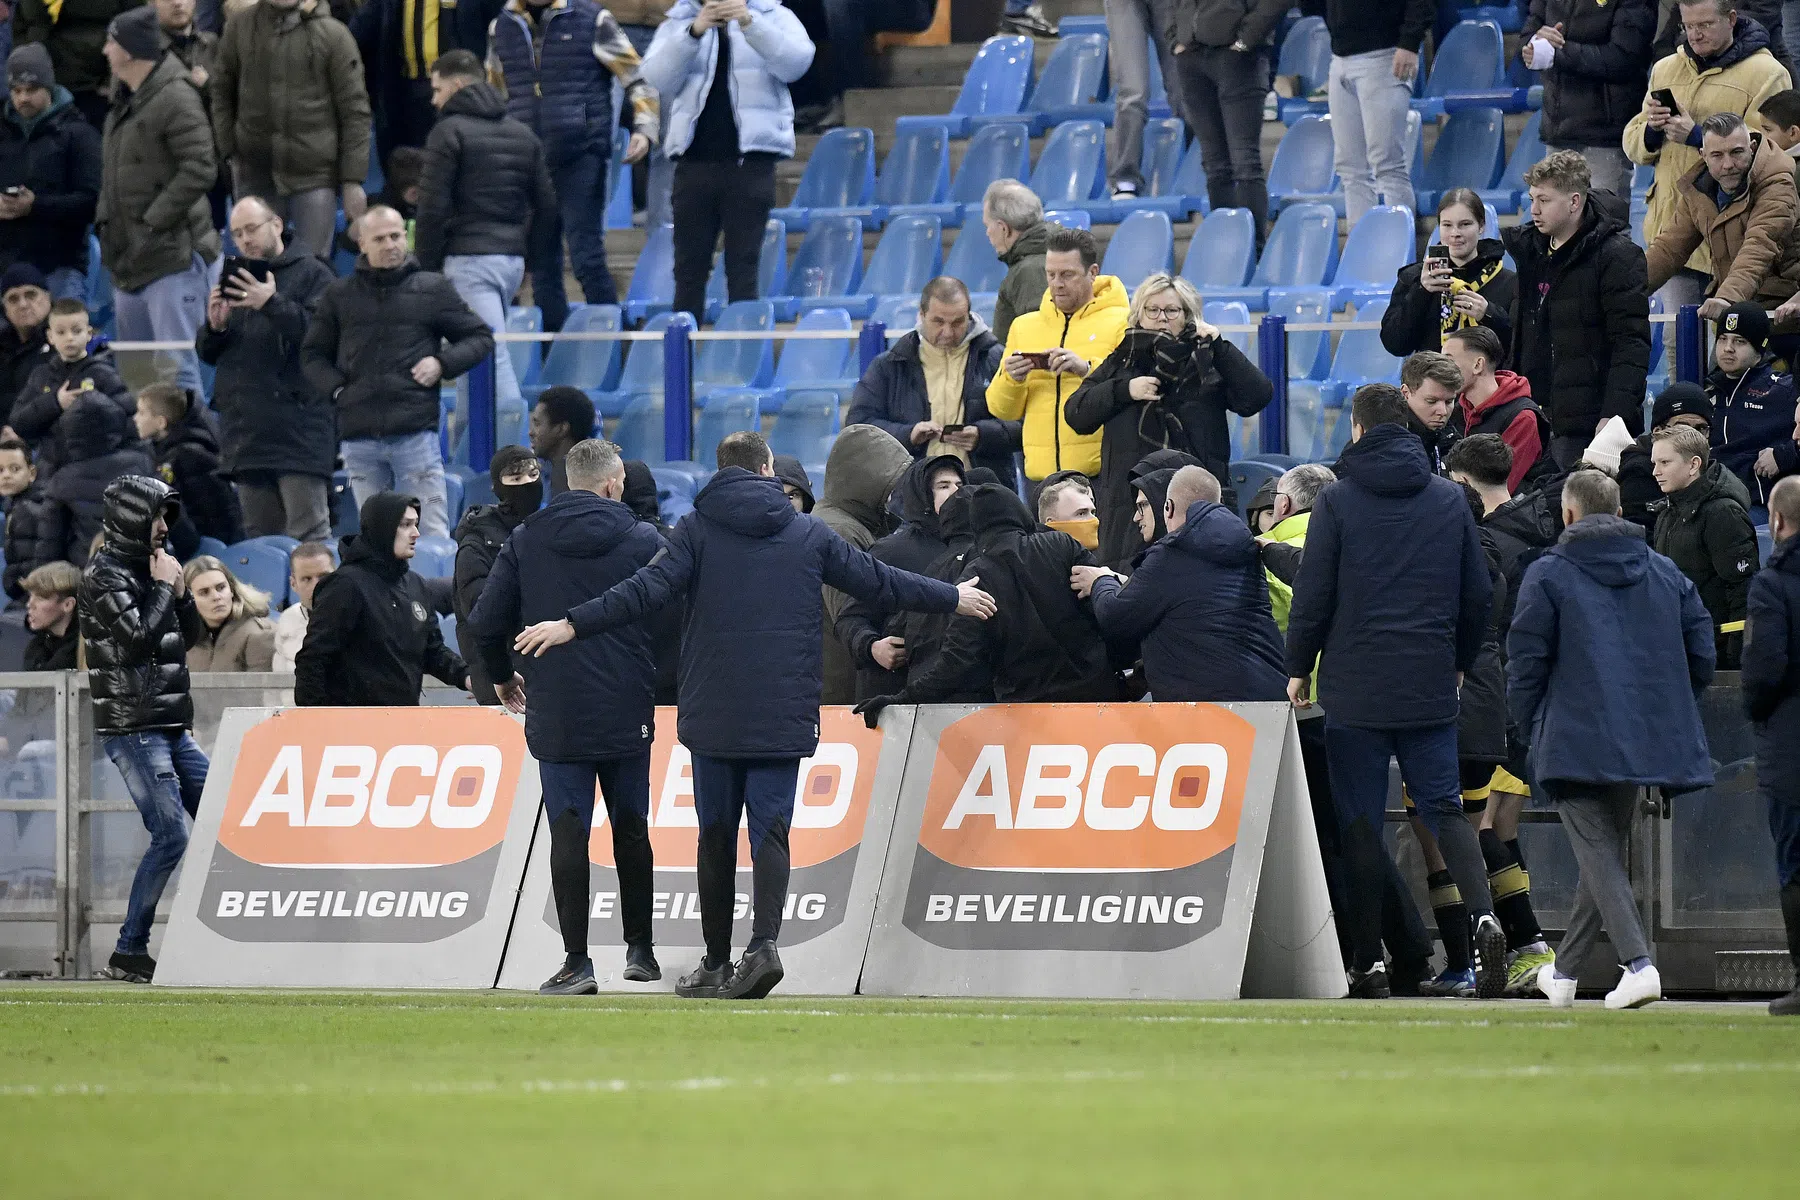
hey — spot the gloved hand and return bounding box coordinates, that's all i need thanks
[853,695,898,730]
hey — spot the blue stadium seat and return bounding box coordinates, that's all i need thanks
[1181,207,1256,291]
[1267,290,1332,381]
[700,218,791,323]
[612,393,665,464]
[812,122,950,230]
[505,305,541,389]
[768,388,841,464]
[1326,206,1414,309]
[1481,108,1544,215]
[1099,210,1175,293]
[1042,208,1092,230]
[445,471,466,524]
[943,225,1007,293]
[1085,117,1185,221]
[971,33,1109,134]
[770,127,877,230]
[623,223,675,323]
[1203,300,1253,356]
[1466,0,1527,33]
[1030,119,1108,209]
[971,292,996,328]
[1276,16,1332,124]
[439,613,460,656]
[1266,115,1339,212]
[898,35,1034,137]
[193,536,229,562]
[1646,295,1669,389]
[1632,162,1654,197]
[604,135,632,231]
[593,310,680,417]
[891,120,1030,227]
[411,535,456,579]
[803,214,943,319]
[1415,107,1506,212]
[694,300,776,397]
[1056,13,1106,36]
[752,307,858,411]
[870,293,918,336]
[1414,20,1525,116]
[222,538,292,609]
[1285,381,1330,461]
[693,391,762,468]
[775,216,864,321]
[524,303,624,415]
[1319,300,1401,441]
[1146,32,1172,118]
[1210,202,1339,311]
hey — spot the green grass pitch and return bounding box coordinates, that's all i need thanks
[2,988,1794,1197]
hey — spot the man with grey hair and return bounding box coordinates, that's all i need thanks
[467,436,669,996]
[1257,463,1334,630]
[982,179,1048,343]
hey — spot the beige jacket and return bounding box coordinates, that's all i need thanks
[188,612,277,672]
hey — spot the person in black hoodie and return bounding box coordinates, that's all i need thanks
[1066,274,1272,571]
[1521,0,1657,198]
[10,297,132,480]
[1503,150,1652,469]
[133,383,243,548]
[294,491,471,706]
[452,446,541,705]
[888,482,991,704]
[1381,190,1518,357]
[48,391,153,564]
[468,439,667,996]
[773,454,815,513]
[835,453,965,700]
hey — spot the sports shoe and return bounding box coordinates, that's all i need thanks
[720,943,785,1000]
[1604,963,1661,1010]
[539,959,598,996]
[1347,963,1389,999]
[1473,914,1508,999]
[1537,963,1575,1008]
[1419,967,1477,998]
[623,943,661,983]
[1111,184,1139,204]
[1770,986,1800,1016]
[1506,946,1555,997]
[1389,957,1430,998]
[999,3,1058,38]
[97,951,155,983]
[675,958,732,999]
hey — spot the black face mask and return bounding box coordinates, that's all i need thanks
[495,478,543,521]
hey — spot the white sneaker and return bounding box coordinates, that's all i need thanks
[1537,963,1575,1008]
[1604,963,1661,1010]
[1111,185,1138,202]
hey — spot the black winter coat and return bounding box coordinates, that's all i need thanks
[0,89,102,277]
[887,483,1118,705]
[196,238,338,481]
[415,82,557,270]
[468,489,666,763]
[77,475,203,736]
[1524,0,1657,148]
[451,502,525,706]
[891,485,990,703]
[1298,0,1433,54]
[1379,239,1517,357]
[1743,534,1800,795]
[10,348,133,478]
[843,326,1021,484]
[1065,326,1272,571]
[1652,459,1760,667]
[621,459,681,705]
[48,396,152,565]
[1089,499,1288,702]
[1284,424,1492,728]
[1503,191,1652,437]
[302,257,495,442]
[567,467,961,759]
[0,322,47,425]
[295,502,469,706]
[1457,525,1511,764]
[151,405,243,548]
[2,484,59,599]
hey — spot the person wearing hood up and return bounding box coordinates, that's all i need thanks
[846,277,1020,485]
[773,454,814,512]
[1445,324,1553,491]
[835,453,964,700]
[1072,464,1287,703]
[469,439,668,997]
[294,491,471,706]
[1650,422,1760,666]
[1245,473,1279,533]
[1380,190,1518,357]
[80,475,207,984]
[48,389,154,564]
[452,446,543,705]
[0,44,102,301]
[1284,382,1507,1000]
[814,423,914,703]
[1066,273,1272,571]
[888,481,992,703]
[513,431,993,1002]
[1509,468,1715,1010]
[134,383,244,547]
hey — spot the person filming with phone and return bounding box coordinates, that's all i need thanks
[1380,189,1517,357]
[196,196,337,542]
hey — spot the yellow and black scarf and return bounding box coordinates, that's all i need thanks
[1440,260,1504,338]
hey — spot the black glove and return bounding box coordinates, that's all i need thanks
[853,695,898,730]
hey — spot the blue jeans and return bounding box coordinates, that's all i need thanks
[529,154,617,334]
[112,252,215,395]
[1327,49,1415,222]
[340,429,449,538]
[46,266,84,302]
[442,253,525,422]
[104,730,209,957]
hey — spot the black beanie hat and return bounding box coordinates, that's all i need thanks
[1718,301,1771,352]
[107,7,164,63]
[1651,381,1714,431]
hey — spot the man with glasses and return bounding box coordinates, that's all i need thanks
[197,196,337,541]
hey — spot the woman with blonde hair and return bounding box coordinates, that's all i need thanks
[1066,272,1273,568]
[182,556,277,672]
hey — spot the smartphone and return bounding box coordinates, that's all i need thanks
[1651,87,1678,113]
[1018,350,1054,370]
[221,255,272,286]
[1426,244,1450,262]
[939,423,968,435]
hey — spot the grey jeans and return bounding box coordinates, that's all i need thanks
[239,474,332,542]
[232,162,340,260]
[1105,0,1180,191]
[1327,48,1415,222]
[1544,780,1652,977]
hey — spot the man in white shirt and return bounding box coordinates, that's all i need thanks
[272,542,336,673]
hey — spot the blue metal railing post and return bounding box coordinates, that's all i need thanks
[467,353,496,472]
[1257,313,1289,456]
[662,313,694,463]
[859,320,887,373]
[1675,303,1704,386]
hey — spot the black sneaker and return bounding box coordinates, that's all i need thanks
[1389,957,1430,997]
[1347,963,1389,999]
[623,943,661,983]
[1771,986,1800,1016]
[720,943,785,1000]
[539,959,598,996]
[1473,914,1508,999]
[675,958,732,999]
[97,951,155,983]
[998,4,1057,38]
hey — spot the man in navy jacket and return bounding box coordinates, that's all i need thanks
[1284,382,1507,999]
[516,431,994,1000]
[1075,465,1287,703]
[1508,468,1714,1011]
[468,439,666,997]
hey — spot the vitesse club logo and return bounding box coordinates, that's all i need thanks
[412,601,429,623]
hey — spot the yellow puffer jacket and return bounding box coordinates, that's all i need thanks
[1623,36,1792,276]
[985,274,1129,480]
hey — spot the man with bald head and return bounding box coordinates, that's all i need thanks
[198,196,338,540]
[1745,474,1800,1015]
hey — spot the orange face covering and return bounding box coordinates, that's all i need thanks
[1046,517,1100,549]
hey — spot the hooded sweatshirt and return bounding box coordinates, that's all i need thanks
[772,454,815,511]
[815,424,915,703]
[50,396,154,563]
[1455,370,1552,492]
[452,451,543,703]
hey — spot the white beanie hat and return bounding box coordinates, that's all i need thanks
[1579,416,1635,476]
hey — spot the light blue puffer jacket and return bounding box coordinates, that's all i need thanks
[641,0,815,159]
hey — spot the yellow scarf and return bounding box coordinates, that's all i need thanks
[1440,260,1504,338]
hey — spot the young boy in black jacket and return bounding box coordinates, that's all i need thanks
[8,298,132,479]
[133,383,243,548]
[0,437,58,600]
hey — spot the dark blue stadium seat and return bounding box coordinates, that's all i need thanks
[1465,0,1526,36]
[623,223,675,323]
[411,535,456,579]
[943,225,1008,293]
[971,32,1109,134]
[1276,16,1332,124]
[612,394,665,464]
[1414,20,1524,116]
[593,311,680,417]
[767,307,858,409]
[813,122,950,230]
[891,120,1031,227]
[1327,206,1414,309]
[768,388,841,465]
[1229,461,1284,519]
[1030,119,1108,209]
[694,391,762,468]
[524,304,624,415]
[1042,208,1093,230]
[1416,106,1506,212]
[1322,299,1401,403]
[1099,210,1175,293]
[774,216,864,321]
[870,293,919,335]
[1211,202,1339,311]
[803,214,942,319]
[898,35,1034,137]
[1266,115,1339,212]
[1182,208,1255,292]
[223,537,292,608]
[694,300,776,398]
[1129,124,1209,220]
[505,306,541,389]
[1481,108,1544,215]
[194,536,229,562]
[771,127,877,230]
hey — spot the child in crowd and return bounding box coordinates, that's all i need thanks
[134,382,243,547]
[8,299,131,478]
[1756,89,1800,168]
[1651,424,1759,669]
[0,436,56,599]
